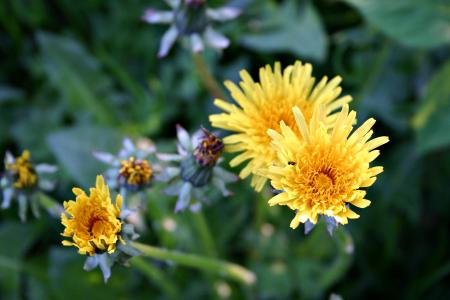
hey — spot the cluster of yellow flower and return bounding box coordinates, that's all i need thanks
[5,150,38,189]
[58,61,389,263]
[0,63,388,287]
[210,61,389,229]
[0,60,389,284]
[61,176,124,256]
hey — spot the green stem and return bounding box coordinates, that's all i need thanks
[192,52,227,100]
[192,210,218,257]
[191,210,219,298]
[131,242,256,285]
[130,256,178,299]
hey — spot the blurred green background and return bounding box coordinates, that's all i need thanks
[1,0,450,299]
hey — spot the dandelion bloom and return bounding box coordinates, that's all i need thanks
[5,150,37,189]
[209,61,352,191]
[119,157,153,186]
[61,176,124,255]
[266,105,389,228]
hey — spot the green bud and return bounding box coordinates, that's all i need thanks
[175,0,209,35]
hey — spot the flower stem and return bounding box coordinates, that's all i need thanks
[191,210,218,257]
[192,52,227,100]
[131,241,256,285]
[191,210,218,296]
[130,256,178,299]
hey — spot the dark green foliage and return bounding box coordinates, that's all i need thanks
[1,0,450,299]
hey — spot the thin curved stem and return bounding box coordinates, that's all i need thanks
[192,52,227,100]
[191,210,218,257]
[131,241,256,285]
[130,256,178,299]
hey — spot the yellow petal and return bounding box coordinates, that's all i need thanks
[268,192,290,206]
[351,198,371,208]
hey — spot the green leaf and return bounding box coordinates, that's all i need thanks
[381,144,421,223]
[412,60,450,153]
[37,32,115,125]
[294,225,353,298]
[0,222,43,300]
[47,125,123,188]
[343,0,450,49]
[0,85,23,103]
[48,248,133,300]
[240,0,328,61]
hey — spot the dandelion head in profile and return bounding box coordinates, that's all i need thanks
[119,157,153,187]
[193,128,224,167]
[266,105,389,231]
[158,125,238,212]
[142,0,240,57]
[210,61,352,192]
[179,127,225,188]
[1,150,57,221]
[93,138,160,193]
[6,150,37,189]
[185,0,206,5]
[61,175,124,256]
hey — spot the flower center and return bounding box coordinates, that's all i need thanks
[194,129,224,167]
[119,157,153,186]
[90,218,107,237]
[315,172,334,189]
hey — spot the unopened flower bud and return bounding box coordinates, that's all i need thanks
[193,128,224,167]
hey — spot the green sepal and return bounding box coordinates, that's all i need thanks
[180,155,213,187]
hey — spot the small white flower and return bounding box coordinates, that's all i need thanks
[142,0,241,57]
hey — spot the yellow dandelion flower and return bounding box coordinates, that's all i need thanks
[266,104,389,228]
[209,61,352,191]
[6,150,38,189]
[61,175,124,255]
[119,157,153,186]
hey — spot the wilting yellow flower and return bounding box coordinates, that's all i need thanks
[193,128,224,167]
[266,104,389,228]
[6,150,37,189]
[119,157,153,186]
[61,176,124,255]
[209,61,352,191]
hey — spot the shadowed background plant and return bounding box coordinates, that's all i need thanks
[1,0,450,299]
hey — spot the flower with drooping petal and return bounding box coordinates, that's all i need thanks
[142,0,240,57]
[158,125,238,212]
[61,175,124,256]
[1,150,57,221]
[209,61,352,192]
[265,104,389,230]
[61,175,141,282]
